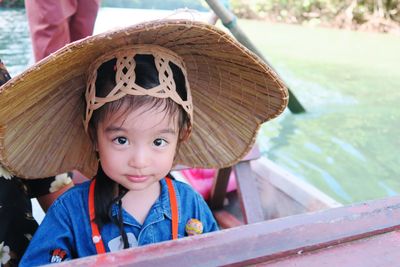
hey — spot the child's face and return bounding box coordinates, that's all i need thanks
[96,102,180,192]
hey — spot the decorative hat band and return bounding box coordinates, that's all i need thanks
[84,44,193,132]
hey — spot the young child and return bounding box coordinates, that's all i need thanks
[19,45,220,265]
[0,20,288,265]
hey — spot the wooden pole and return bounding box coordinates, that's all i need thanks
[205,0,306,113]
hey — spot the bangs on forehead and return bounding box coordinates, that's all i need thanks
[96,95,183,129]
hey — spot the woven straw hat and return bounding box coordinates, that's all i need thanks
[0,19,288,179]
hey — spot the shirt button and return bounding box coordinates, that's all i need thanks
[92,235,101,243]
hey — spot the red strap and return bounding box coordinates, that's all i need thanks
[89,179,106,254]
[166,178,179,240]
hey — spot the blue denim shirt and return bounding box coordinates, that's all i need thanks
[20,178,218,266]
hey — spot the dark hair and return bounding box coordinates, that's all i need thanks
[90,54,190,230]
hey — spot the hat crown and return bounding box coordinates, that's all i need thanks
[84,45,193,132]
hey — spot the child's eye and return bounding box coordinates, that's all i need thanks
[153,138,167,147]
[113,136,129,145]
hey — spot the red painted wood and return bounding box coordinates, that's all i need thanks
[261,231,400,267]
[213,210,243,229]
[55,196,400,267]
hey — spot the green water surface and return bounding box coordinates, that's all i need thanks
[241,20,400,203]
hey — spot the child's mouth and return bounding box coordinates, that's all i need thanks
[126,175,148,182]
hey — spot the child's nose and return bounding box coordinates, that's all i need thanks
[128,147,149,168]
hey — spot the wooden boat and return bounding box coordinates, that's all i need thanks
[65,147,400,267]
[4,58,400,266]
[57,193,400,266]
[172,149,341,228]
[56,153,400,266]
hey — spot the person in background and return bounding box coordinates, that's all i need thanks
[25,1,101,183]
[25,0,101,62]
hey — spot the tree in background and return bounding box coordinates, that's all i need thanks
[229,0,399,33]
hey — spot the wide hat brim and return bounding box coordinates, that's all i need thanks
[0,19,288,179]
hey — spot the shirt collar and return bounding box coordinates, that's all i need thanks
[110,178,181,225]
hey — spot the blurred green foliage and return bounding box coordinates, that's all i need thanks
[230,0,400,24]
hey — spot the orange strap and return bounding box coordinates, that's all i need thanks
[89,178,179,254]
[89,179,106,254]
[165,178,179,240]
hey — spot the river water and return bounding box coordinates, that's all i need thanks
[1,7,399,205]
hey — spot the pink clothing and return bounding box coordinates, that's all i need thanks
[181,168,237,200]
[25,0,100,62]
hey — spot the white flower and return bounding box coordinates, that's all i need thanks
[0,164,13,180]
[0,241,11,265]
[49,172,73,193]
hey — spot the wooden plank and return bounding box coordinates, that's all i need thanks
[261,231,400,266]
[55,193,400,267]
[210,146,261,210]
[212,210,243,229]
[252,157,341,211]
[234,161,264,224]
[209,166,232,209]
[255,172,313,219]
